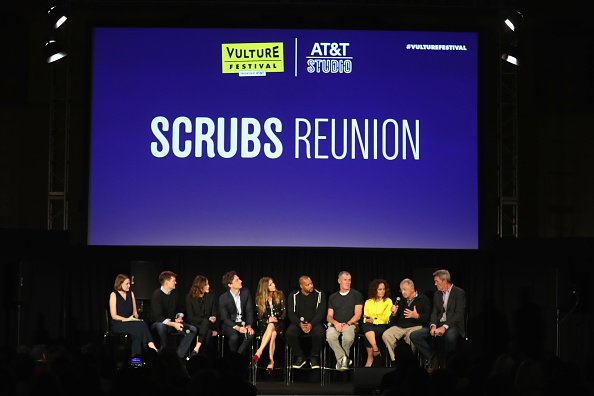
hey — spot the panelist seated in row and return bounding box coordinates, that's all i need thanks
[150,270,198,359]
[218,270,255,356]
[410,269,466,371]
[109,273,158,356]
[286,275,327,369]
[186,274,219,358]
[252,277,286,374]
[361,279,393,367]
[381,278,431,364]
[326,271,364,371]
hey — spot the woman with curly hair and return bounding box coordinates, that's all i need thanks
[361,278,393,367]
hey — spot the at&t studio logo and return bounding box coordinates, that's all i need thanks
[306,42,352,74]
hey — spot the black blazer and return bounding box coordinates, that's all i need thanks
[218,288,255,329]
[430,285,466,338]
[186,292,217,327]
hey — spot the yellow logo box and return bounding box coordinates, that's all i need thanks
[222,42,284,73]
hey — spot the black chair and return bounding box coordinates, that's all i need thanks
[285,334,324,386]
[103,308,130,348]
[321,331,362,385]
[216,333,225,357]
[359,324,393,368]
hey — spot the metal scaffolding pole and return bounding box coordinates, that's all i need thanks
[497,26,519,238]
[47,5,71,232]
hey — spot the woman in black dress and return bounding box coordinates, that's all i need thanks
[252,276,286,373]
[109,274,158,356]
[186,275,218,357]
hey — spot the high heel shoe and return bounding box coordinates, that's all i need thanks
[252,354,260,364]
[266,363,274,375]
[372,348,381,357]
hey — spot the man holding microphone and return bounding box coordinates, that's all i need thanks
[381,278,431,364]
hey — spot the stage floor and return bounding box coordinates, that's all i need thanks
[253,366,389,395]
[256,380,355,395]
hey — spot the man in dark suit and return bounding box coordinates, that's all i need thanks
[218,270,255,355]
[410,269,466,371]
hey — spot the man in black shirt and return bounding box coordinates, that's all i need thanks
[381,278,430,363]
[150,270,197,359]
[286,275,326,369]
[326,271,363,371]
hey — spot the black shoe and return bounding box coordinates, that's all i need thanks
[424,357,438,373]
[310,356,320,369]
[292,356,306,369]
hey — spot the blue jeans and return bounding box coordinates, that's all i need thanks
[151,321,197,358]
[410,326,460,362]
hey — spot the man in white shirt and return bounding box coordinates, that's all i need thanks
[410,269,466,372]
[218,270,255,355]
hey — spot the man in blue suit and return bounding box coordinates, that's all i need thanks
[410,269,466,371]
[218,270,255,355]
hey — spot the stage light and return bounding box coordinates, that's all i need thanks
[503,10,523,32]
[501,53,519,66]
[47,5,68,29]
[501,10,522,66]
[45,39,67,63]
[504,19,515,32]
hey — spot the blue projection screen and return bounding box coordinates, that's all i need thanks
[89,27,478,249]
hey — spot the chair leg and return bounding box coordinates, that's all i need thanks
[320,343,325,386]
[285,343,291,386]
[250,338,257,386]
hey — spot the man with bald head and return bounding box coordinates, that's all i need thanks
[286,275,327,369]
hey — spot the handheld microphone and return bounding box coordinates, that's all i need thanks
[241,321,247,339]
[392,297,401,316]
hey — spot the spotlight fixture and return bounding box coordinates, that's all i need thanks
[503,10,523,32]
[501,53,519,66]
[47,5,68,29]
[45,39,67,63]
[504,19,515,32]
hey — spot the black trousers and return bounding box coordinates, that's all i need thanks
[285,323,325,358]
